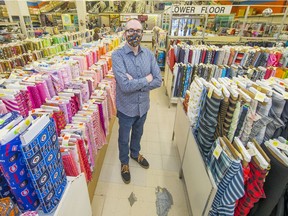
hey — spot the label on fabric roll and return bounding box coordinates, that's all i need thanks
[213,144,222,159]
[272,140,288,151]
[62,134,71,146]
[283,92,288,100]
[255,92,266,102]
[247,148,256,156]
[0,119,4,125]
[208,87,214,99]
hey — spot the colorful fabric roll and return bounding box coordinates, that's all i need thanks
[20,116,67,213]
[0,197,20,216]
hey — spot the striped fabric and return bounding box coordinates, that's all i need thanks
[234,106,249,138]
[227,101,241,142]
[207,138,232,185]
[196,93,222,158]
[215,97,229,138]
[223,95,238,136]
[209,145,244,216]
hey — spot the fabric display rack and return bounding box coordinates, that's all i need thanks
[164,42,288,106]
[0,34,121,215]
[0,30,94,78]
[173,69,288,215]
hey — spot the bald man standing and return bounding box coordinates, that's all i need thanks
[112,19,162,184]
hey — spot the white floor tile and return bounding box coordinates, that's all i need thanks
[130,201,158,216]
[162,155,181,172]
[101,197,131,216]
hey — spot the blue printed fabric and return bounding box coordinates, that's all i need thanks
[0,136,40,211]
[20,118,67,213]
[0,112,20,129]
[0,171,17,203]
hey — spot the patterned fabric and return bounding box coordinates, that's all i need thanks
[196,93,222,158]
[0,112,20,129]
[0,197,20,216]
[0,136,39,211]
[234,161,267,216]
[0,171,16,203]
[20,116,67,213]
[208,138,244,216]
[112,44,162,117]
[0,100,8,115]
[223,95,238,136]
[61,151,79,177]
[207,138,233,185]
[215,97,229,138]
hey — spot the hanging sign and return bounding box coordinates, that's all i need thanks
[172,5,232,15]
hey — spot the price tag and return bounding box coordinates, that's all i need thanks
[247,148,256,156]
[83,105,89,110]
[62,134,71,146]
[268,77,275,84]
[67,89,74,92]
[272,140,279,147]
[283,92,288,100]
[13,127,20,135]
[278,143,288,152]
[0,119,4,125]
[207,87,214,99]
[25,119,31,126]
[255,92,266,102]
[213,144,222,160]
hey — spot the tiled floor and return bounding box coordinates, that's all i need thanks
[91,86,190,216]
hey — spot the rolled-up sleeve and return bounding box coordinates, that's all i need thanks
[112,51,148,93]
[141,51,162,92]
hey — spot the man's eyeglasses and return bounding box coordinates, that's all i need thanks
[126,29,143,34]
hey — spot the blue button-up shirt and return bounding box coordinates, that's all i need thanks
[112,44,162,117]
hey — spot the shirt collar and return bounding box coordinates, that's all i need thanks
[124,43,143,55]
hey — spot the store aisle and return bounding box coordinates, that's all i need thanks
[91,86,190,216]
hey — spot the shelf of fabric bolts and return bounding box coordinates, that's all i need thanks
[87,116,116,202]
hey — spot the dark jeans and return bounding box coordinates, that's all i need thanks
[117,111,147,165]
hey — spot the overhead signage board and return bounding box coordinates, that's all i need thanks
[172,5,232,15]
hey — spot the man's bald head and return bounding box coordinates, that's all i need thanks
[125,19,143,31]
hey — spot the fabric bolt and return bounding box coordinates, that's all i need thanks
[207,138,233,185]
[208,139,244,216]
[27,86,42,109]
[223,96,238,136]
[274,101,288,139]
[235,161,268,216]
[76,139,92,181]
[0,197,20,216]
[234,106,249,138]
[0,136,40,211]
[0,100,8,115]
[36,82,50,104]
[249,116,273,141]
[215,97,229,138]
[240,109,261,145]
[264,108,285,142]
[249,144,288,216]
[227,101,241,142]
[52,111,67,136]
[255,98,273,144]
[61,151,79,177]
[20,117,67,213]
[187,80,204,127]
[0,171,17,203]
[0,112,20,129]
[196,92,222,158]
